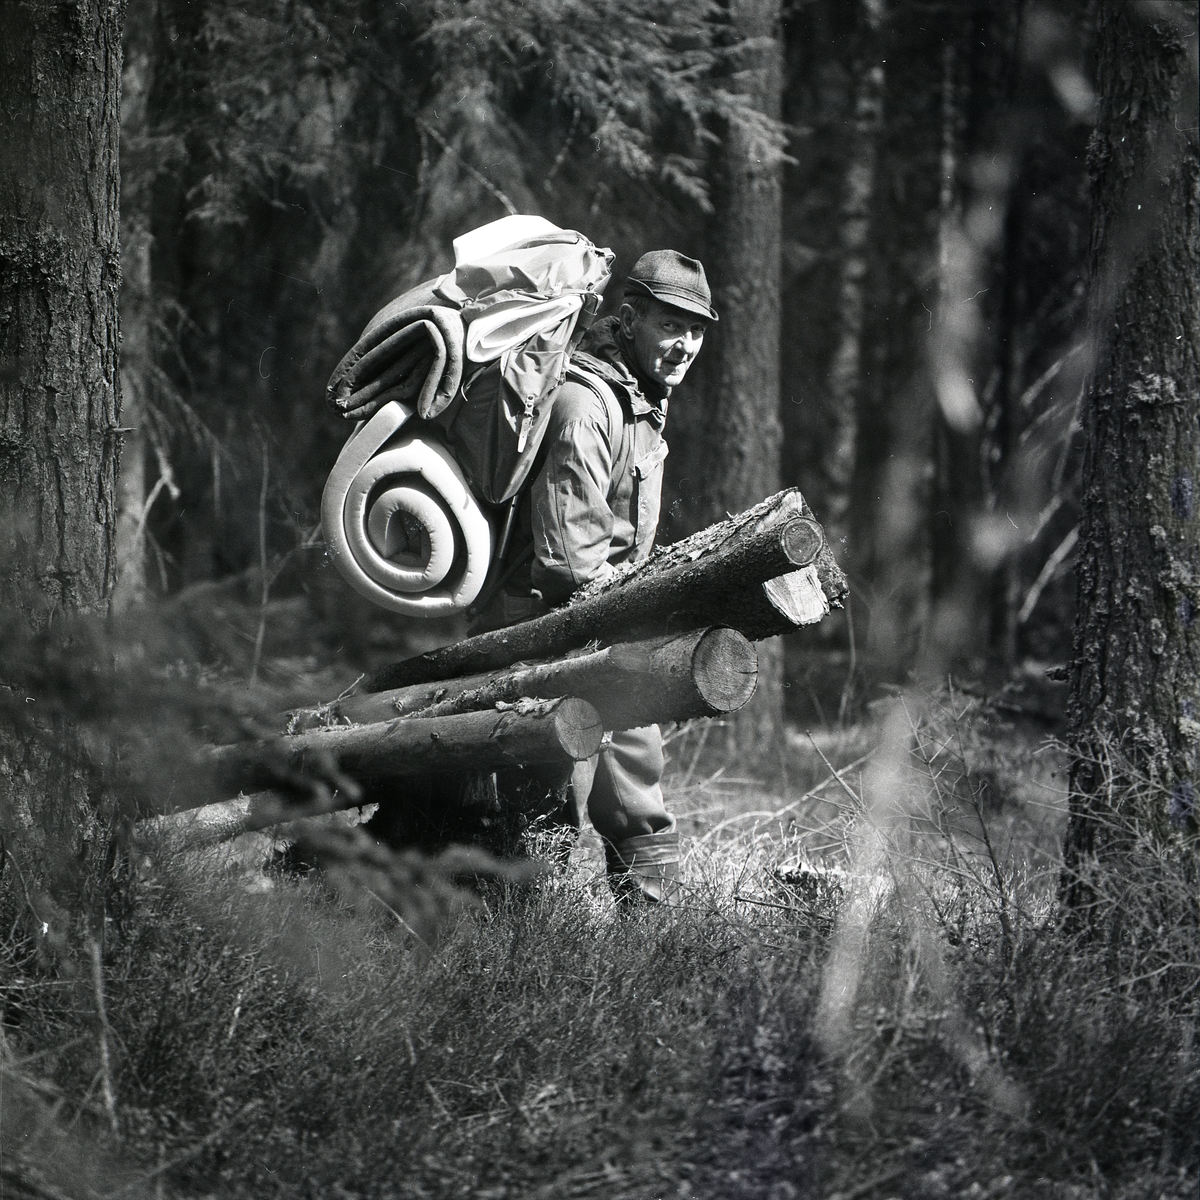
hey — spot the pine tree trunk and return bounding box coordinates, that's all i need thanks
[824,0,885,550]
[112,0,156,611]
[705,0,785,765]
[927,33,988,666]
[983,0,1032,672]
[987,185,1026,671]
[1067,1,1200,856]
[0,0,123,866]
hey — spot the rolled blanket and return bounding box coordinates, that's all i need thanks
[326,281,466,422]
[321,401,493,616]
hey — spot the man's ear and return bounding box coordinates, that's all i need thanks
[618,302,638,340]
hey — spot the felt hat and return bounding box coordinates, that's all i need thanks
[625,250,718,322]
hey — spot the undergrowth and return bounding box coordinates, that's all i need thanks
[1,684,1197,1200]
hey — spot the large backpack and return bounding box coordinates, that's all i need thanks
[322,216,617,617]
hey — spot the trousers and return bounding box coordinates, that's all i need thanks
[563,725,673,840]
[563,725,679,903]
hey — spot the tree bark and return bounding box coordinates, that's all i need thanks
[1067,0,1200,855]
[0,0,123,865]
[824,0,885,549]
[926,29,990,670]
[200,697,604,802]
[293,627,759,733]
[704,0,786,763]
[112,0,157,611]
[367,492,841,691]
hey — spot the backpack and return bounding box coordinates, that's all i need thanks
[322,216,617,617]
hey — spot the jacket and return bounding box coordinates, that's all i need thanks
[528,317,669,604]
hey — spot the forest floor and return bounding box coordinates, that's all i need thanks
[1,589,1197,1200]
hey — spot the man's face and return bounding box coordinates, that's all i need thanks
[620,298,707,389]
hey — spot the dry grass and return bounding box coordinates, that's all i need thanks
[1,683,1197,1200]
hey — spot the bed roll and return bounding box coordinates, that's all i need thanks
[321,401,493,616]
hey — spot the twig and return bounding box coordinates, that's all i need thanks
[837,590,857,726]
[415,117,518,215]
[86,938,119,1135]
[1019,341,1083,409]
[1018,524,1078,624]
[544,103,582,191]
[250,441,270,682]
[425,1080,453,1120]
[364,887,430,948]
[734,893,798,912]
[9,1034,91,1071]
[693,753,874,847]
[829,1164,909,1200]
[804,730,864,806]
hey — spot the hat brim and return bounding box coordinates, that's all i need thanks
[625,278,719,322]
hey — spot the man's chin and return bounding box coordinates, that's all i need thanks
[661,365,690,387]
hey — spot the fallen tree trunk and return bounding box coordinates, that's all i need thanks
[291,627,758,733]
[369,489,843,692]
[205,696,603,799]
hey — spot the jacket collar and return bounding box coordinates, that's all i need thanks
[575,316,669,422]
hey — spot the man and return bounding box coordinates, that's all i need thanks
[495,249,717,903]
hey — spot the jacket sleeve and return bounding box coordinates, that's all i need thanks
[529,381,616,605]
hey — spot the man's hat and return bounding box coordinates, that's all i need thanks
[625,250,719,322]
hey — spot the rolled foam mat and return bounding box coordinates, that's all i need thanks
[321,401,493,616]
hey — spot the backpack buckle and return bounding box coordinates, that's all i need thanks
[578,292,602,330]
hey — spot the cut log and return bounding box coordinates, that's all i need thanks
[290,627,758,734]
[573,488,838,606]
[369,489,844,691]
[204,697,603,801]
[723,563,831,640]
[138,793,361,849]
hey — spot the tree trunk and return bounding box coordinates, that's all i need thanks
[0,0,123,867]
[112,0,157,611]
[1067,1,1200,856]
[824,0,885,549]
[926,31,988,669]
[704,0,785,765]
[986,181,1026,671]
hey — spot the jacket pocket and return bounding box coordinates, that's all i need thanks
[632,440,669,554]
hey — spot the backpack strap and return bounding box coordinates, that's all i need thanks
[563,362,634,497]
[468,361,631,619]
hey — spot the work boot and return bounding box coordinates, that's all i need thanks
[605,828,681,905]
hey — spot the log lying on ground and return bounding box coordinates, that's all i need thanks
[205,696,603,801]
[290,627,758,734]
[147,698,603,848]
[369,489,845,692]
[139,794,362,850]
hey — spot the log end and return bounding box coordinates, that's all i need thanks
[691,626,759,714]
[781,517,825,567]
[551,697,606,760]
[763,565,830,626]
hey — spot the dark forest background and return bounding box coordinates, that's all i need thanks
[4,5,1200,1196]
[116,0,1094,719]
